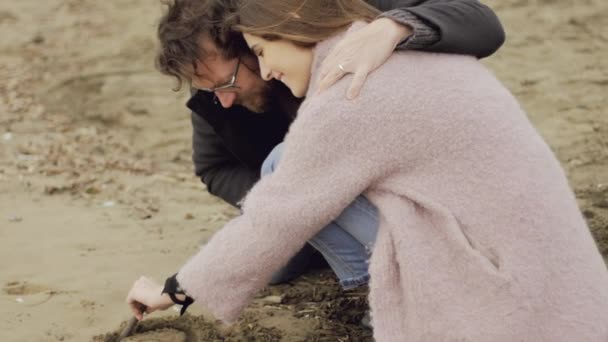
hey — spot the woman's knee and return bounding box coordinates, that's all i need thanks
[260,142,285,177]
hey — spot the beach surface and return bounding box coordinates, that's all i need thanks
[1,0,606,340]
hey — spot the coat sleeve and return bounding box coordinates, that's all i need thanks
[368,0,505,58]
[177,97,397,323]
[191,111,260,207]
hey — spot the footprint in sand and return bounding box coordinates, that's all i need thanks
[3,281,49,295]
[3,281,64,306]
[0,11,17,24]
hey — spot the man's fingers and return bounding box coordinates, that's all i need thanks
[346,69,369,100]
[318,46,346,78]
[318,67,346,93]
[318,58,335,81]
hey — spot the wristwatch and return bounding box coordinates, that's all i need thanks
[162,273,194,315]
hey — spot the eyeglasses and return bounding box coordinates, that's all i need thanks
[196,57,241,94]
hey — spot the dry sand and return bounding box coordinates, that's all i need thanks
[0,0,606,341]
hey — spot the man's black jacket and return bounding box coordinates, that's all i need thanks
[187,0,505,207]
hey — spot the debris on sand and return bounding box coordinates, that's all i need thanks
[95,271,373,342]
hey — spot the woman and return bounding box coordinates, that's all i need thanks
[128,0,608,340]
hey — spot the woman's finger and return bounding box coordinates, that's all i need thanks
[130,302,145,321]
[127,294,146,321]
[126,279,148,320]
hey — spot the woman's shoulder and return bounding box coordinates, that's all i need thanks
[361,51,503,110]
[381,51,485,87]
[305,52,481,109]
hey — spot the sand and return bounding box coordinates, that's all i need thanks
[0,0,606,341]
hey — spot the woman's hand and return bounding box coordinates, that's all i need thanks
[126,276,174,320]
[318,18,412,99]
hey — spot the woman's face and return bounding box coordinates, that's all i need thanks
[243,33,313,98]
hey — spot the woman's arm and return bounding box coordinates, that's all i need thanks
[175,99,396,323]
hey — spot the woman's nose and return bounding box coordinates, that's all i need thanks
[259,60,272,81]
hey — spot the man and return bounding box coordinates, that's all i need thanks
[156,0,506,208]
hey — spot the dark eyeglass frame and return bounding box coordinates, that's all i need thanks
[196,57,241,93]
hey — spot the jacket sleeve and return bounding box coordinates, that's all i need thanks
[369,0,505,58]
[191,111,260,207]
[177,97,397,323]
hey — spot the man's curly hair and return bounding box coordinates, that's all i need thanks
[156,0,249,90]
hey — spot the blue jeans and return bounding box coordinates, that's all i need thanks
[261,143,379,289]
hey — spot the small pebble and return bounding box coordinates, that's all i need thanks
[102,201,115,208]
[16,298,24,303]
[32,34,45,44]
[8,216,23,222]
[2,132,12,141]
[260,295,284,304]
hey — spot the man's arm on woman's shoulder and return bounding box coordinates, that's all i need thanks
[370,0,505,58]
[318,0,505,97]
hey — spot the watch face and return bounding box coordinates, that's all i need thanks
[162,274,181,294]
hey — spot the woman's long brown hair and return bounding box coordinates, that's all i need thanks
[232,0,380,46]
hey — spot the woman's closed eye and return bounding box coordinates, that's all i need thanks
[251,44,263,57]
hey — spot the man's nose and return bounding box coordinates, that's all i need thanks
[259,61,272,81]
[214,91,237,108]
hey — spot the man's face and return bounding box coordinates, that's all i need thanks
[191,38,271,113]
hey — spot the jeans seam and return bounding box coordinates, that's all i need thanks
[351,198,378,220]
[308,237,359,279]
[340,274,370,290]
[334,219,376,252]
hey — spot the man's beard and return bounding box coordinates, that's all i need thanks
[237,81,274,113]
[240,80,301,117]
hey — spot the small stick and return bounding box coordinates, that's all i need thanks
[118,305,146,340]
[117,316,140,340]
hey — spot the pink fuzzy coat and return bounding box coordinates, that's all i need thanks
[178,24,608,341]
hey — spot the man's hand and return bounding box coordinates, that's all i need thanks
[318,18,413,99]
[126,276,174,320]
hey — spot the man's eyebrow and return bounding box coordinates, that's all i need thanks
[194,58,233,86]
[216,73,233,85]
[192,59,209,78]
